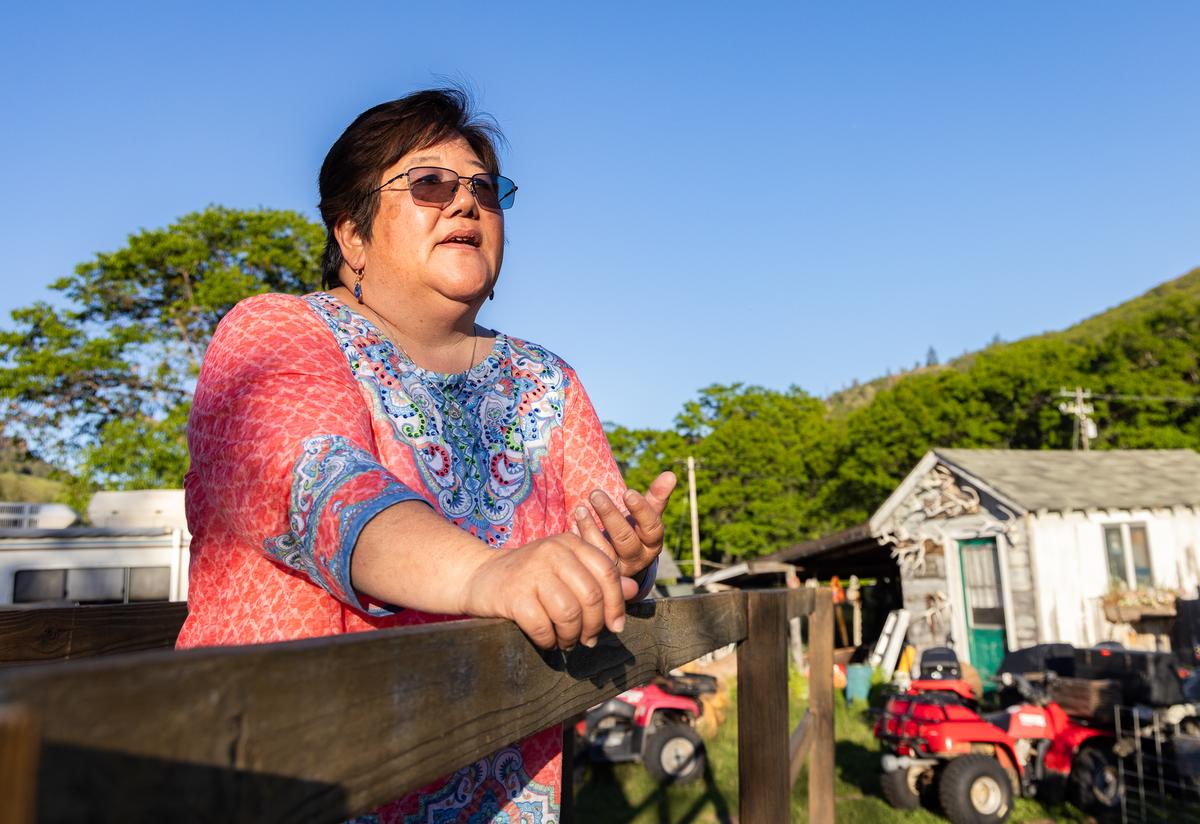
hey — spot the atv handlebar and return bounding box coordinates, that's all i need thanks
[999,671,1052,706]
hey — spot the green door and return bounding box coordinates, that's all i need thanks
[958,538,1008,682]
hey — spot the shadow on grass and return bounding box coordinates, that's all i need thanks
[573,756,733,824]
[833,738,883,798]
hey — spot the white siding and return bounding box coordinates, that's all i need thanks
[1028,508,1200,647]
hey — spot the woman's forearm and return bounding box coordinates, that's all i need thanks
[351,499,636,650]
[349,500,493,615]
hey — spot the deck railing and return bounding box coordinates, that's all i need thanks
[0,588,834,823]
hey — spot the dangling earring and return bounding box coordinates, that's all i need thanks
[352,266,365,304]
[488,290,495,301]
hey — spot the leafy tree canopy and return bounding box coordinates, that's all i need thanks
[0,206,323,498]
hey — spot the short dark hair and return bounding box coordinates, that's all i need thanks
[317,88,505,289]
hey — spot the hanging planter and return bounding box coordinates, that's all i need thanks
[1102,589,1177,623]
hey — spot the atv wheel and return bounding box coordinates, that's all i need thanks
[938,755,1013,824]
[1070,745,1120,813]
[880,766,923,810]
[644,722,705,784]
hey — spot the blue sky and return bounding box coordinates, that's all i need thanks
[2,2,1198,430]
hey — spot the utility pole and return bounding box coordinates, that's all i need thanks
[687,455,701,581]
[1058,387,1097,450]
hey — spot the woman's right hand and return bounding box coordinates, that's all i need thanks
[459,534,638,651]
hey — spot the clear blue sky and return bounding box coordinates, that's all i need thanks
[3,2,1198,430]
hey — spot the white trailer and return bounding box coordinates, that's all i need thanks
[0,490,190,607]
[0,526,189,606]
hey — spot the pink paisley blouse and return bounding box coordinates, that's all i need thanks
[178,291,644,823]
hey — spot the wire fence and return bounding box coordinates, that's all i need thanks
[1115,704,1200,823]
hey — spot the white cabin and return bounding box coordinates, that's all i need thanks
[768,449,1200,679]
[872,449,1200,676]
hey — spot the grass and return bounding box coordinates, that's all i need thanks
[574,668,1091,823]
[0,471,64,504]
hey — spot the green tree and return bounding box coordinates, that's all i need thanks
[0,206,324,495]
[610,385,842,566]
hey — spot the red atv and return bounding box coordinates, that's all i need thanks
[874,671,1118,823]
[575,673,717,783]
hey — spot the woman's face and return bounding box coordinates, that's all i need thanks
[362,136,504,308]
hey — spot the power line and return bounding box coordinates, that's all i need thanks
[1057,386,1200,450]
[1087,392,1200,404]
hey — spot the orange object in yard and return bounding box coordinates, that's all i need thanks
[830,576,845,604]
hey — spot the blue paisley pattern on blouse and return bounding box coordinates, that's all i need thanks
[402,746,558,824]
[304,293,570,547]
[263,433,424,611]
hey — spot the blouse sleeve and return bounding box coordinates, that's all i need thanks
[187,294,427,613]
[559,369,657,600]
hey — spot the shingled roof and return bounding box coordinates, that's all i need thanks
[933,448,1200,512]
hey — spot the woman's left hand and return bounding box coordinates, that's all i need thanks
[573,471,678,580]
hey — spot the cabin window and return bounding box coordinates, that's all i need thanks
[12,566,172,605]
[1103,523,1152,590]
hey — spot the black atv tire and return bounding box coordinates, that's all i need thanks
[1069,745,1120,814]
[880,766,922,810]
[643,722,705,784]
[938,755,1014,824]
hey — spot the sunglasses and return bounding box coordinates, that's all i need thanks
[373,166,518,211]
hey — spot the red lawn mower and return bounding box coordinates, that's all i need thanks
[575,673,718,784]
[874,649,1117,824]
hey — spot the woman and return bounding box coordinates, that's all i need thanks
[178,88,675,822]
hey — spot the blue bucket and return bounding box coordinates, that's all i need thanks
[845,664,873,704]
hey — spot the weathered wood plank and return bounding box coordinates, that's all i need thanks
[0,704,39,824]
[788,709,812,788]
[785,586,816,621]
[737,590,790,824]
[0,591,746,823]
[0,603,187,666]
[808,589,836,823]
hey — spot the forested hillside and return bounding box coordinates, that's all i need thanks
[608,267,1200,564]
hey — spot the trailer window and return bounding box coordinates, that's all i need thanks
[12,566,172,604]
[13,569,66,603]
[67,568,126,604]
[128,566,171,601]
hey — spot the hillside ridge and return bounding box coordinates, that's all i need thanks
[824,266,1200,415]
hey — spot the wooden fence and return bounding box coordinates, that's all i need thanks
[0,588,834,823]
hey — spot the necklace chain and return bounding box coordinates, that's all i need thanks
[356,296,479,377]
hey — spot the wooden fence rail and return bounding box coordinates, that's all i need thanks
[0,589,834,823]
[0,603,188,666]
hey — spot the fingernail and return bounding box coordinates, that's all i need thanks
[624,489,637,504]
[581,637,597,648]
[575,506,589,520]
[613,616,626,633]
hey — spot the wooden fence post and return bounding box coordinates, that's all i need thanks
[738,590,790,823]
[808,589,836,823]
[560,714,581,824]
[0,704,39,824]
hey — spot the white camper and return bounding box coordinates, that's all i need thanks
[0,490,190,607]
